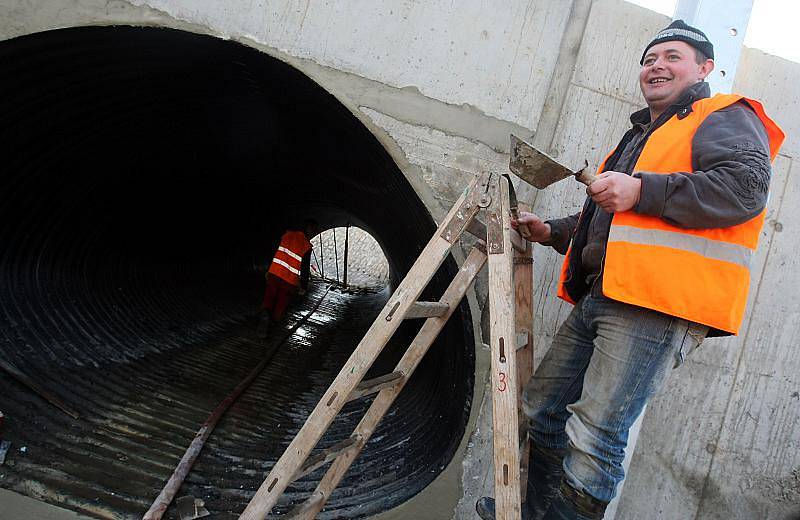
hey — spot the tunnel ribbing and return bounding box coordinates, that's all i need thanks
[0,26,474,519]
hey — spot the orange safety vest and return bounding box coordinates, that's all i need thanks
[268,231,312,286]
[558,94,785,335]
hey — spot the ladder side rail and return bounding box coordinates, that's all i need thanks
[513,201,535,502]
[239,175,484,520]
[487,177,522,520]
[293,244,489,519]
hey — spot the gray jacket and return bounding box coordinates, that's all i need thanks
[548,82,772,320]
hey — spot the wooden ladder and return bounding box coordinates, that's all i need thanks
[239,171,535,520]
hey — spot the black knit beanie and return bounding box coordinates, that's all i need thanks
[640,19,714,64]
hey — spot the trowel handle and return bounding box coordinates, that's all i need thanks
[575,170,598,186]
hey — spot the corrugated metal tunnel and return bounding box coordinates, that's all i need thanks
[0,26,475,519]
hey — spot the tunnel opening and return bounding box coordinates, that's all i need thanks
[0,26,474,518]
[310,226,391,291]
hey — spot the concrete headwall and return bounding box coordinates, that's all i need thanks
[1,0,797,518]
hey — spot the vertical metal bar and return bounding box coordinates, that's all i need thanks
[318,234,325,280]
[343,224,350,287]
[311,248,322,278]
[673,0,754,93]
[333,227,340,283]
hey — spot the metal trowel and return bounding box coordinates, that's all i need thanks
[509,134,596,189]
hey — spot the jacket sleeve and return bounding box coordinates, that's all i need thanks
[543,212,580,255]
[634,102,772,229]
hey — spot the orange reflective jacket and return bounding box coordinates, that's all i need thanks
[268,231,312,286]
[558,94,785,335]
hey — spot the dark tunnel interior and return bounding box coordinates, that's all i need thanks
[0,27,474,518]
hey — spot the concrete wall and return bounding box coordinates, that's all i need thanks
[1,0,797,518]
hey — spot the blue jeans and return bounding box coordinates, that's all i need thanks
[522,293,707,504]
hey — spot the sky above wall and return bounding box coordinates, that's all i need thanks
[627,0,800,63]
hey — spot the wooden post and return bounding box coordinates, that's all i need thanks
[514,201,534,502]
[486,176,521,520]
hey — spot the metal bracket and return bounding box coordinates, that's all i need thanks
[486,176,505,255]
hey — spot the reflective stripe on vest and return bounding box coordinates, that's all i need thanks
[608,225,753,268]
[271,257,301,276]
[268,231,312,286]
[558,93,785,335]
[278,246,303,262]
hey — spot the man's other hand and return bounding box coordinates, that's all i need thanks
[587,171,642,213]
[511,211,551,243]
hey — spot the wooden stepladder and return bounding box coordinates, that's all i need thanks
[239,171,535,520]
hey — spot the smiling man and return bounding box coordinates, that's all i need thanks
[476,20,785,520]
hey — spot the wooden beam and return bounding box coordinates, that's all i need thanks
[514,201,535,503]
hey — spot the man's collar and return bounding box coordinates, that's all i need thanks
[630,81,711,124]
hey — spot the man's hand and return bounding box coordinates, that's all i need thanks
[511,211,551,243]
[587,171,642,213]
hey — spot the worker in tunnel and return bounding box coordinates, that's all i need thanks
[477,20,784,520]
[257,219,319,338]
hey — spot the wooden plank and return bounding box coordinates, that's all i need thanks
[347,371,404,402]
[295,244,489,519]
[514,201,535,503]
[404,301,450,319]
[487,177,522,519]
[238,174,485,520]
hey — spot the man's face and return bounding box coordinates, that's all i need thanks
[639,41,713,115]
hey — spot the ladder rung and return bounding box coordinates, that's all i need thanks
[405,301,450,319]
[347,371,404,402]
[292,435,361,482]
[283,491,325,519]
